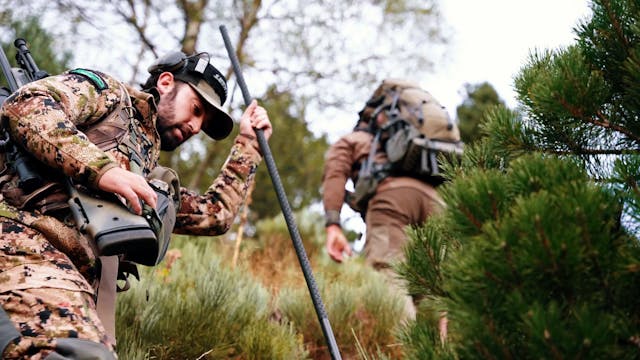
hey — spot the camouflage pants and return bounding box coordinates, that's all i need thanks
[0,217,116,359]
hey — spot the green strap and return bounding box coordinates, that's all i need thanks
[69,68,108,90]
[0,305,20,353]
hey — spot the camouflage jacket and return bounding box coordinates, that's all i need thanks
[0,69,262,276]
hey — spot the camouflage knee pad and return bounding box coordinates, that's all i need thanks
[1,306,116,360]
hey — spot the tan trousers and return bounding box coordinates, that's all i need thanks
[363,182,438,321]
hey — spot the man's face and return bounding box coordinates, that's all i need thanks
[156,81,210,151]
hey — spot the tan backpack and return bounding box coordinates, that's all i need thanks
[365,78,463,181]
[351,79,464,212]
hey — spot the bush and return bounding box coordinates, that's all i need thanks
[116,208,409,359]
[116,238,307,360]
[277,258,407,359]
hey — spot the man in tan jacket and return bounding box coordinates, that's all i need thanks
[321,79,450,325]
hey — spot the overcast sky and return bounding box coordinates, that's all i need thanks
[424,0,592,118]
[339,0,594,235]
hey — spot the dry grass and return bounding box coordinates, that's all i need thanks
[117,209,411,359]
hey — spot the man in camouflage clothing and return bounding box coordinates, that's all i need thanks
[0,51,272,359]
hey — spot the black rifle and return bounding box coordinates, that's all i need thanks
[0,39,49,192]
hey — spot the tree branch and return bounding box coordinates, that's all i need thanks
[543,147,640,155]
[590,109,640,142]
[189,0,262,190]
[117,0,157,56]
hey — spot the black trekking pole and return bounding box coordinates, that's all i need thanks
[219,25,342,360]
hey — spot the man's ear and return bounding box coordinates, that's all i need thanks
[156,72,175,95]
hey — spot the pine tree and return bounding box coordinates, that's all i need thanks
[399,1,640,358]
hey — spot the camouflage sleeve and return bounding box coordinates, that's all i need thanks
[173,134,262,236]
[0,72,122,187]
[321,133,359,224]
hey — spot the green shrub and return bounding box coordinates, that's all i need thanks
[116,207,405,359]
[116,239,307,360]
[277,258,406,359]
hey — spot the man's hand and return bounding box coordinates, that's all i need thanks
[326,224,352,263]
[239,99,273,141]
[97,167,157,215]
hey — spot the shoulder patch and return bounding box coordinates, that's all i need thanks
[69,68,108,91]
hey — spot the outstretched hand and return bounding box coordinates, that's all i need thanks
[239,99,273,141]
[326,224,352,263]
[97,167,157,215]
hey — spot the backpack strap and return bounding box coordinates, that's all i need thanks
[0,304,20,354]
[96,256,118,345]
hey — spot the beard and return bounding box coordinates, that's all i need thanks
[156,86,181,151]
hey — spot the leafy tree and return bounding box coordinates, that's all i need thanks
[1,16,71,88]
[250,86,329,219]
[456,82,505,145]
[399,0,640,358]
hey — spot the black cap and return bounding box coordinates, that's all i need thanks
[149,52,233,140]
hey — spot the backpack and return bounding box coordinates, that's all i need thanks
[351,79,463,212]
[377,79,463,180]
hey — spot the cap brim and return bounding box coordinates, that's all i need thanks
[185,82,234,140]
